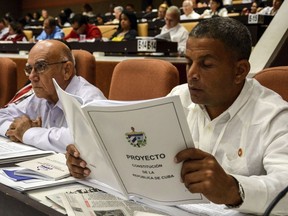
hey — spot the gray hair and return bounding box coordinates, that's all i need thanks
[114,6,124,13]
[167,6,181,16]
[190,17,252,60]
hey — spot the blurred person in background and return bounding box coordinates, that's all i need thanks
[64,14,102,41]
[180,0,200,20]
[36,17,64,41]
[1,21,27,42]
[200,0,228,18]
[110,11,138,41]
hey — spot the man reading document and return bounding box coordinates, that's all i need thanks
[66,17,288,214]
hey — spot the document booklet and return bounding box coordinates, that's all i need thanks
[0,167,76,191]
[54,79,209,206]
[16,153,70,181]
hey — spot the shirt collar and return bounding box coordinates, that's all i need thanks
[195,78,253,121]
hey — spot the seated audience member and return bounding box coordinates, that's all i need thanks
[57,12,71,28]
[0,40,105,153]
[258,0,283,15]
[156,6,189,54]
[105,3,115,16]
[180,0,200,20]
[64,14,102,41]
[152,3,168,21]
[0,18,9,40]
[95,14,106,25]
[1,21,27,42]
[62,8,74,19]
[65,17,288,215]
[125,3,136,13]
[82,3,95,17]
[105,6,124,25]
[39,9,49,21]
[36,17,64,41]
[241,1,260,15]
[200,0,228,18]
[31,11,41,22]
[110,11,138,41]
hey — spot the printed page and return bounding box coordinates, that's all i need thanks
[0,136,53,164]
[82,96,207,205]
[60,190,167,216]
[16,153,70,180]
[0,167,76,191]
[54,80,123,194]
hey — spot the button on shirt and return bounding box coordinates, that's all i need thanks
[167,79,288,214]
[0,76,106,153]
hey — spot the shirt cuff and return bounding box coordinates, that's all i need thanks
[0,121,12,137]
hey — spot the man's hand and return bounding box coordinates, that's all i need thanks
[175,148,242,206]
[6,115,41,143]
[66,144,91,179]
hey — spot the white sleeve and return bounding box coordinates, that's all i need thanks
[22,126,73,153]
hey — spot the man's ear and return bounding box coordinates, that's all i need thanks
[234,59,250,84]
[63,61,74,81]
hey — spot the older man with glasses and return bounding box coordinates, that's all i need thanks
[0,39,105,153]
[155,6,189,55]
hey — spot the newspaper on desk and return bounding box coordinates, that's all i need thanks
[47,188,167,216]
[48,188,249,216]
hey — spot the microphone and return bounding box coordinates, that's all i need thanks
[263,185,288,216]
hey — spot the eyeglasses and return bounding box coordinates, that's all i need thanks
[24,60,68,76]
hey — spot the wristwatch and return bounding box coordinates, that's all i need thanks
[227,180,245,208]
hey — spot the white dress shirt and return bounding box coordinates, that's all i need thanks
[158,23,189,54]
[180,11,201,20]
[0,27,9,40]
[201,7,228,18]
[168,78,288,214]
[0,76,106,153]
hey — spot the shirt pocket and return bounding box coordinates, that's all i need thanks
[221,152,249,176]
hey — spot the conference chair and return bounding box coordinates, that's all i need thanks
[0,58,17,107]
[62,27,73,37]
[253,66,288,101]
[23,30,33,41]
[137,23,148,37]
[108,59,179,100]
[181,22,198,33]
[72,49,96,85]
[98,25,118,39]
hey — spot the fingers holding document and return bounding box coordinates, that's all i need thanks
[66,144,91,179]
[175,148,241,206]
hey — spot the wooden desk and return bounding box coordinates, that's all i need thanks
[0,182,65,216]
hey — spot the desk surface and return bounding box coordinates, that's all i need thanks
[0,182,65,216]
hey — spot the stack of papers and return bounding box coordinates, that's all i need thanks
[0,137,53,164]
[0,167,76,191]
[16,153,71,181]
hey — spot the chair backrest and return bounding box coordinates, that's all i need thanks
[97,25,118,39]
[72,49,96,85]
[108,59,179,100]
[181,22,198,33]
[0,58,17,107]
[137,23,148,37]
[23,30,33,41]
[253,66,288,101]
[62,27,73,37]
